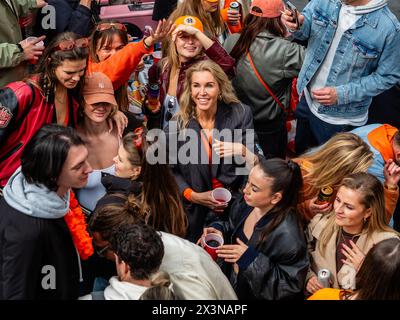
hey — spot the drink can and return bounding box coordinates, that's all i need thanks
[316,186,333,205]
[317,269,331,288]
[147,83,160,111]
[230,1,240,10]
[229,2,240,26]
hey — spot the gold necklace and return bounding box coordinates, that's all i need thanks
[55,90,67,104]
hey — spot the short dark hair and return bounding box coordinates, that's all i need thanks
[110,224,164,280]
[355,238,400,300]
[21,124,85,191]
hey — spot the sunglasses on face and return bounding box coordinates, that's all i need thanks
[165,97,175,122]
[96,22,127,32]
[52,38,89,53]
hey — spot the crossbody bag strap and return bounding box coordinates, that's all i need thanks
[246,52,286,112]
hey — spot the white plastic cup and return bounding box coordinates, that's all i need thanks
[211,188,232,204]
[24,36,44,47]
[23,36,44,64]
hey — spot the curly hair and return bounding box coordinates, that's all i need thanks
[109,224,164,280]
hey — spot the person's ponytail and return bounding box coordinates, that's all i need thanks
[139,271,177,300]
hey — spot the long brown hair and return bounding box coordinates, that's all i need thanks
[33,32,88,105]
[354,238,400,300]
[121,129,188,238]
[255,158,304,245]
[230,14,286,62]
[168,0,225,40]
[89,21,129,112]
[318,173,399,256]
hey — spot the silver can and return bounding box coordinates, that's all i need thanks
[229,2,240,26]
[317,269,331,288]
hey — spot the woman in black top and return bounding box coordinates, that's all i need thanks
[203,157,309,300]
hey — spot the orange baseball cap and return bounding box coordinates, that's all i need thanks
[250,0,285,18]
[174,15,204,33]
[83,72,117,106]
[205,0,219,2]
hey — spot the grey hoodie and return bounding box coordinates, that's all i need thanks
[3,167,70,219]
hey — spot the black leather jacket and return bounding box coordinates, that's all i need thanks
[211,197,309,300]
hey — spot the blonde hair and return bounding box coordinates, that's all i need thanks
[297,132,373,193]
[139,271,177,300]
[168,0,226,40]
[176,60,240,129]
[318,173,399,256]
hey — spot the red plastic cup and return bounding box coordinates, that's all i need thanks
[23,36,44,64]
[152,51,162,64]
[201,233,224,261]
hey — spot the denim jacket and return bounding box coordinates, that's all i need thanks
[293,0,400,119]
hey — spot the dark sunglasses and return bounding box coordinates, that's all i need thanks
[96,22,127,32]
[165,97,175,122]
[53,38,89,53]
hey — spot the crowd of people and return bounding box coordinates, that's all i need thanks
[1,0,400,301]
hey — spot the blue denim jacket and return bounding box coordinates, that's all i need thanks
[294,0,400,119]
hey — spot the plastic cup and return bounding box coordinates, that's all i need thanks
[211,188,232,204]
[24,36,44,64]
[152,51,162,64]
[201,233,224,261]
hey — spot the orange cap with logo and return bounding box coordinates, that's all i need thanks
[83,72,117,106]
[174,15,204,33]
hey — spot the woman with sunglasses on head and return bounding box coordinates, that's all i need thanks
[305,172,399,296]
[87,20,174,116]
[224,0,305,159]
[0,32,89,187]
[146,15,235,129]
[165,60,263,243]
[201,157,308,300]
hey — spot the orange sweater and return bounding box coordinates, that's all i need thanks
[295,158,398,224]
[87,39,153,90]
[308,288,350,300]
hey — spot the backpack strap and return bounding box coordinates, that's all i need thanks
[246,52,286,112]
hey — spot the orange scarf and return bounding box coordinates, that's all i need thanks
[367,124,398,162]
[65,191,94,260]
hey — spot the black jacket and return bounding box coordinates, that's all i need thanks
[211,197,309,300]
[34,0,99,44]
[94,174,142,212]
[152,0,178,21]
[0,198,79,300]
[165,102,262,242]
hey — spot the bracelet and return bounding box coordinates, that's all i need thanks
[385,183,398,191]
[143,37,151,50]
